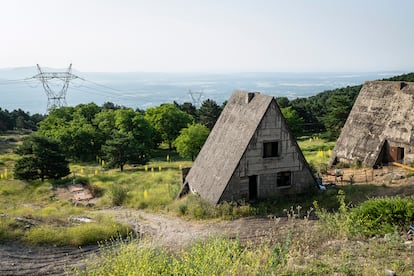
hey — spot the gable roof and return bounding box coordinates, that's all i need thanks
[330,81,414,167]
[185,91,273,204]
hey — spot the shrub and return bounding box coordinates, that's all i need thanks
[350,196,414,236]
[177,204,188,215]
[109,184,129,206]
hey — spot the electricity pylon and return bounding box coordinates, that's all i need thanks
[33,64,79,111]
[188,89,204,108]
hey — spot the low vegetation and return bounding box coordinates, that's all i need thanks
[0,176,131,246]
[78,193,414,275]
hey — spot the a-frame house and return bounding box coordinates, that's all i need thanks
[182,91,315,204]
[330,81,414,168]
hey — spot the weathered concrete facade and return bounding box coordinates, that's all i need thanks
[330,81,414,167]
[221,100,314,201]
[183,91,315,204]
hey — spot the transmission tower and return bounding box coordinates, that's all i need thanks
[188,89,204,108]
[33,64,79,111]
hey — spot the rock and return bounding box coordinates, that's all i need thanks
[384,269,396,276]
[69,216,94,223]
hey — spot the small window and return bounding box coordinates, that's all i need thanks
[277,171,291,187]
[263,141,279,158]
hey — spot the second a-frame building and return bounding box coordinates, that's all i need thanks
[183,91,315,204]
[330,81,414,168]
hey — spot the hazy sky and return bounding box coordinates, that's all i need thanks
[1,0,413,72]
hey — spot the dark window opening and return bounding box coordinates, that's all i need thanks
[277,171,291,187]
[263,141,279,158]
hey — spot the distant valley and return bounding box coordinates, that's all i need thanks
[0,67,404,114]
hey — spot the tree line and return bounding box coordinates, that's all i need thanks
[8,72,414,180]
[0,108,45,132]
[277,72,414,139]
[12,99,222,180]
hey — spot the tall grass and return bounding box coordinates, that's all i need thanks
[0,177,132,246]
[23,215,131,246]
[78,236,290,275]
[78,202,414,275]
[170,194,257,219]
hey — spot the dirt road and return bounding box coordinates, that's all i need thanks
[0,208,293,275]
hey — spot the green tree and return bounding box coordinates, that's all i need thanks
[281,106,304,137]
[174,123,210,160]
[102,132,143,171]
[197,99,222,130]
[0,108,13,132]
[175,101,198,120]
[323,94,354,139]
[145,104,193,149]
[100,109,153,171]
[276,97,290,108]
[14,135,70,181]
[38,105,101,161]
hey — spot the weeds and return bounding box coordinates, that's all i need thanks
[23,216,131,246]
[109,184,129,206]
[77,236,295,275]
[313,190,352,238]
[171,194,257,219]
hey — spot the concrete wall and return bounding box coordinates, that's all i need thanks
[221,101,314,201]
[331,81,414,167]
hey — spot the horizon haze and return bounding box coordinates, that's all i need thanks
[1,1,413,73]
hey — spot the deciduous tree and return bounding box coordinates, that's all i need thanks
[145,104,193,149]
[174,123,210,160]
[14,135,70,181]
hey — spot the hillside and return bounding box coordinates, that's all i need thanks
[285,72,414,138]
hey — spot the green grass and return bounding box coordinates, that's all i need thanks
[169,194,257,219]
[78,212,414,275]
[23,215,131,246]
[78,236,281,275]
[298,136,335,174]
[0,173,132,246]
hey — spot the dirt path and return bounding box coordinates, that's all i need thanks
[98,208,290,249]
[0,242,99,275]
[0,208,293,275]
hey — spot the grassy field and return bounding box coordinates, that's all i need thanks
[2,133,414,275]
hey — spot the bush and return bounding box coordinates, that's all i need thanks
[109,184,129,206]
[177,204,188,215]
[350,196,414,236]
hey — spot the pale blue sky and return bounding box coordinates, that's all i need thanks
[1,0,413,72]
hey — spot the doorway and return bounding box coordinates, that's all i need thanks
[389,146,404,163]
[248,175,258,201]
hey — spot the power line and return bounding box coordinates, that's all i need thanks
[32,64,79,111]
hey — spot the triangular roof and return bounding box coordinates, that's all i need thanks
[185,91,273,204]
[330,81,414,167]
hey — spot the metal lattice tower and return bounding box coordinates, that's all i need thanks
[33,64,79,111]
[188,89,204,108]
